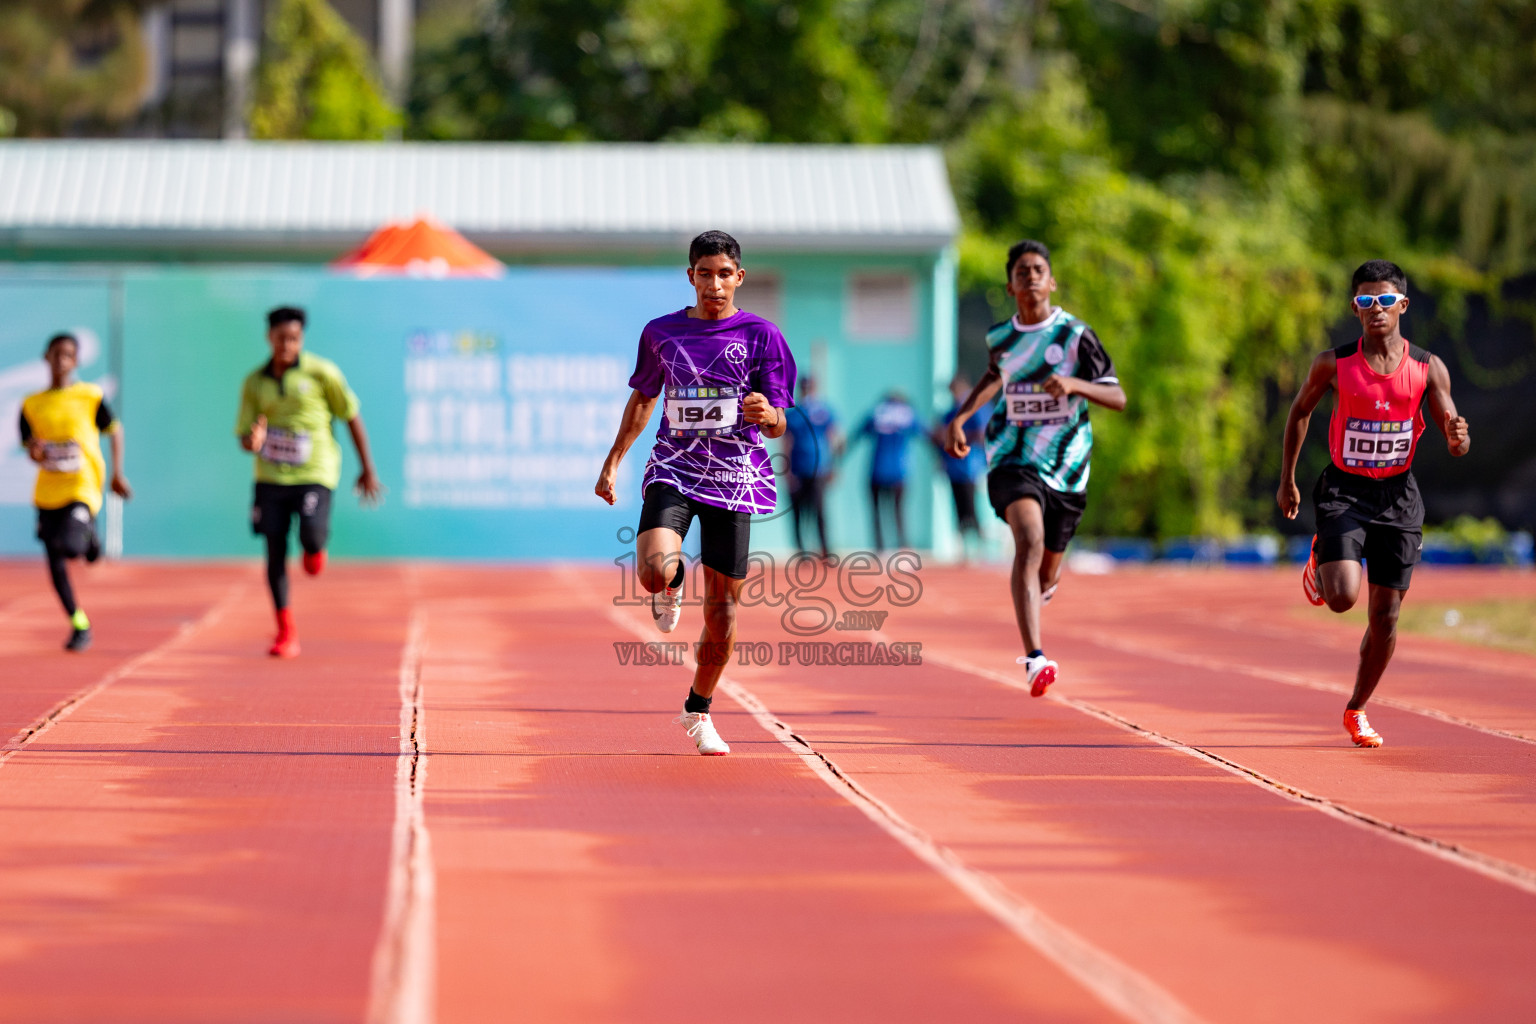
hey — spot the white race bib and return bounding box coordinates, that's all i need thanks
[665,385,743,438]
[1004,383,1070,426]
[41,441,82,474]
[261,427,313,466]
[1341,417,1413,469]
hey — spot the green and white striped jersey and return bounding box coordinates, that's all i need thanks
[983,308,1117,494]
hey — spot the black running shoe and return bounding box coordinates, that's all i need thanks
[65,627,92,652]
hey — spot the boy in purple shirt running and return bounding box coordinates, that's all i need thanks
[596,231,796,755]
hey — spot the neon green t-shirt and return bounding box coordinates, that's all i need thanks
[235,352,360,488]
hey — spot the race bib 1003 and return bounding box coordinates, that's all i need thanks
[41,441,82,474]
[1341,418,1414,469]
[665,385,743,438]
[1004,383,1070,426]
[261,428,313,466]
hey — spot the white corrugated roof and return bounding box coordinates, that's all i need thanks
[0,141,959,254]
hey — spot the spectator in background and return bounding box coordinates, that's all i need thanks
[783,376,842,559]
[856,390,923,550]
[935,372,990,561]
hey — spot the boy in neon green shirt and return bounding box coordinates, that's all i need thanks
[236,306,383,657]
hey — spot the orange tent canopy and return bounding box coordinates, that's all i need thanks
[332,216,503,278]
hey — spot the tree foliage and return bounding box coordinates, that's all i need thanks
[410,0,888,141]
[0,0,153,136]
[408,0,1536,536]
[250,0,400,140]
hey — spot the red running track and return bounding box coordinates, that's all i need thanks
[0,558,1533,1022]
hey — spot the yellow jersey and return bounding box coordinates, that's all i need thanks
[18,382,117,513]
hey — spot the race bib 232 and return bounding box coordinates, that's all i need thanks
[1004,383,1069,426]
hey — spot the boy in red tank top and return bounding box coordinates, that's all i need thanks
[1278,260,1470,747]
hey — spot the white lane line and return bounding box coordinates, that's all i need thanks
[922,647,1536,898]
[368,609,436,1024]
[1,583,247,766]
[608,609,1206,1024]
[1055,626,1536,746]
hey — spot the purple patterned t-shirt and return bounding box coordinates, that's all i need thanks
[629,308,797,514]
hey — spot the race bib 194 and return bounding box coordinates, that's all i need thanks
[1004,382,1070,426]
[665,385,743,438]
[261,428,313,466]
[41,441,82,474]
[1341,418,1413,469]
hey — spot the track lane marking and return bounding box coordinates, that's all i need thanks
[920,646,1536,898]
[367,609,437,1024]
[1053,624,1536,746]
[608,608,1207,1024]
[1179,606,1536,677]
[1,582,247,766]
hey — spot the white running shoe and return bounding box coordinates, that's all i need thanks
[675,711,730,755]
[1017,654,1058,697]
[1041,583,1059,606]
[652,584,684,633]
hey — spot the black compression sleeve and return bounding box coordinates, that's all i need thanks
[47,550,77,616]
[265,531,290,610]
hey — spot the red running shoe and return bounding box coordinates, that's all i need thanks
[1301,535,1325,606]
[1343,709,1383,748]
[269,607,301,658]
[1017,655,1058,697]
[302,550,327,576]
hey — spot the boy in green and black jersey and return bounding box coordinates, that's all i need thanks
[945,240,1126,695]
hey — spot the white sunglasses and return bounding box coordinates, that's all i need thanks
[1353,293,1406,310]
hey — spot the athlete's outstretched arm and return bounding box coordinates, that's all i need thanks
[944,368,1003,458]
[596,388,659,505]
[108,425,132,499]
[1425,354,1470,456]
[1277,349,1338,520]
[347,415,384,505]
[1042,376,1126,411]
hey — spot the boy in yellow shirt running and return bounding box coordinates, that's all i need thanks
[18,333,133,651]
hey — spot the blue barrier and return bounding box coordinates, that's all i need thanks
[1222,536,1280,565]
[1160,537,1223,562]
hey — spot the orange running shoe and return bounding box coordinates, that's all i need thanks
[1301,535,1325,606]
[1343,709,1383,747]
[269,607,301,658]
[302,550,326,576]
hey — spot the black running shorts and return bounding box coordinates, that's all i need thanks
[36,502,95,557]
[251,483,334,545]
[1313,463,1423,590]
[987,464,1087,553]
[638,483,750,579]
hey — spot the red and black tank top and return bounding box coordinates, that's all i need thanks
[1328,337,1430,479]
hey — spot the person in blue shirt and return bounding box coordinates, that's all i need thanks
[933,373,991,562]
[782,376,842,558]
[856,390,923,550]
